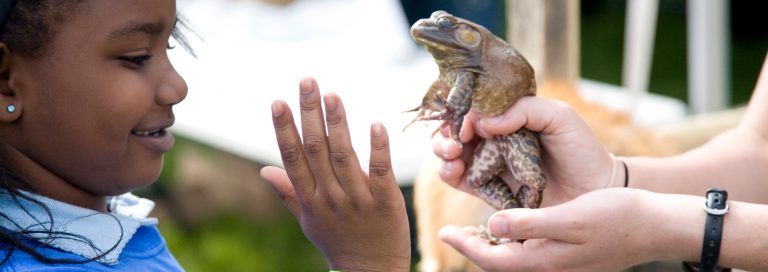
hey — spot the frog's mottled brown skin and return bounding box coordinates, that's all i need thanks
[405,10,545,211]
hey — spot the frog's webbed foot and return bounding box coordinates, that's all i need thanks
[413,106,464,147]
[402,107,434,132]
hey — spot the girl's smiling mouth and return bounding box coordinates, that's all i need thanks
[131,124,175,153]
[131,128,165,137]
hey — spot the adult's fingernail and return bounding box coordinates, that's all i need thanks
[441,161,454,176]
[490,215,509,236]
[441,140,451,158]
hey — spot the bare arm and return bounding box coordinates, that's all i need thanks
[627,54,768,203]
[439,188,768,271]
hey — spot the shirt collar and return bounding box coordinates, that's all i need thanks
[0,190,158,265]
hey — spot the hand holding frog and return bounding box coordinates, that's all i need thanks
[261,77,410,271]
[434,96,625,208]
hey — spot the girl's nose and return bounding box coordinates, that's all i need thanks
[156,65,188,106]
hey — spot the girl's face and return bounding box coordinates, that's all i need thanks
[3,0,187,208]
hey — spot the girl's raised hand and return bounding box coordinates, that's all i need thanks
[260,77,410,271]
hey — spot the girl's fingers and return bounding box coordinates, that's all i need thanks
[270,100,316,203]
[322,93,367,196]
[259,166,301,218]
[367,122,401,204]
[297,77,340,191]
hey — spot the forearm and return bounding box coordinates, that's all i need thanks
[649,192,768,271]
[623,128,768,203]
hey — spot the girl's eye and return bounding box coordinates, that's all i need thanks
[118,54,152,67]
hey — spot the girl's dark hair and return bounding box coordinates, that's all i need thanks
[0,0,195,58]
[0,0,194,266]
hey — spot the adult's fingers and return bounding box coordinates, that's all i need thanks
[259,166,301,218]
[323,93,367,196]
[488,206,581,243]
[438,225,523,271]
[477,97,582,136]
[367,122,401,205]
[297,77,340,192]
[432,134,463,160]
[270,100,315,204]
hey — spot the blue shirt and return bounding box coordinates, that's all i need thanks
[0,191,183,271]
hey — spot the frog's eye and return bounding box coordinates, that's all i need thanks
[436,17,454,29]
[456,27,481,47]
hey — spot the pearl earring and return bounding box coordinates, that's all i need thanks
[6,104,15,113]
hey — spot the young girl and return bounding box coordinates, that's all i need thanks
[0,0,410,271]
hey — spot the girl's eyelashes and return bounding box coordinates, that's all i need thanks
[118,54,152,68]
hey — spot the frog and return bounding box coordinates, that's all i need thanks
[404,10,546,212]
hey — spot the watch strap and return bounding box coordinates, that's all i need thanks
[700,188,728,272]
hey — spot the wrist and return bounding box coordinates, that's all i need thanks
[640,192,704,262]
[606,154,628,188]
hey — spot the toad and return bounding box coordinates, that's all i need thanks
[405,10,545,211]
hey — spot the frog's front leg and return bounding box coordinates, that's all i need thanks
[416,71,476,147]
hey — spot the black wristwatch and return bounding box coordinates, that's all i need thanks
[683,188,730,272]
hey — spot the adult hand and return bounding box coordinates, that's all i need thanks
[433,96,624,207]
[260,77,410,271]
[438,188,702,271]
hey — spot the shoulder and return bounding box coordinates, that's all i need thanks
[1,226,182,271]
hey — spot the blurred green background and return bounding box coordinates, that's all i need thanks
[138,0,766,271]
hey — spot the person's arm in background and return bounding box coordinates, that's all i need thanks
[627,54,768,203]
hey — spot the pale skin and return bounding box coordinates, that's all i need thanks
[434,54,768,271]
[260,77,411,272]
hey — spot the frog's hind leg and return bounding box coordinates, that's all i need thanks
[465,140,517,210]
[503,129,546,209]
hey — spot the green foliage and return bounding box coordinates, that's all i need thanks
[159,213,327,272]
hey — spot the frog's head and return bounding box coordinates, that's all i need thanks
[410,11,488,67]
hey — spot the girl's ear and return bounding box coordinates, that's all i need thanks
[0,43,21,123]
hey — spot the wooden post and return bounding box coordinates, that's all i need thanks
[506,0,580,85]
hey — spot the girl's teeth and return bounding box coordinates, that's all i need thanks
[133,129,161,136]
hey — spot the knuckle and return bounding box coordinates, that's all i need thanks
[550,100,576,116]
[511,213,535,235]
[325,112,343,127]
[371,137,389,152]
[329,150,352,168]
[302,136,326,159]
[278,143,302,164]
[272,113,292,131]
[369,160,391,177]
